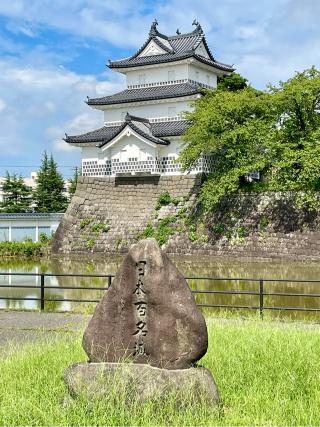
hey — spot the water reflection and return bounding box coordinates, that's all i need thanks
[0,255,320,320]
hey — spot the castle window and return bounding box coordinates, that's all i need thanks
[206,74,210,84]
[195,71,199,81]
[139,73,145,84]
[168,70,175,81]
[168,106,176,117]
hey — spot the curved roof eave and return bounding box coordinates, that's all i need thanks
[108,53,234,73]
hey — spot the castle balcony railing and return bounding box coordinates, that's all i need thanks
[126,78,215,90]
[81,155,216,177]
[111,159,161,176]
[104,115,183,127]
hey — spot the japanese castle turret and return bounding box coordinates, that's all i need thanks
[65,20,234,177]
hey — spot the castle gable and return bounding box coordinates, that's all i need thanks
[138,39,167,57]
[195,41,210,59]
[108,21,234,73]
[99,114,169,151]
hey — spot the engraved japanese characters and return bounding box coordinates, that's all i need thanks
[82,238,208,369]
[133,261,148,356]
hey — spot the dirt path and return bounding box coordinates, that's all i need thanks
[0,311,90,352]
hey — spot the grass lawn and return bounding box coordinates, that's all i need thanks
[0,317,320,426]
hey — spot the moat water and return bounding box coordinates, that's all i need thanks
[1,255,320,320]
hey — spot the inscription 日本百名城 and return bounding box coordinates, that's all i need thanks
[133,261,148,356]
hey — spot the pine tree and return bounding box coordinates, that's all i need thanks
[33,152,68,212]
[68,166,79,196]
[0,172,32,213]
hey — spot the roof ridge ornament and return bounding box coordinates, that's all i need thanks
[176,29,181,35]
[192,19,203,33]
[149,19,159,36]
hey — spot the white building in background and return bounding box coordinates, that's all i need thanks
[0,171,68,241]
[0,213,64,242]
[0,171,71,204]
[0,172,38,204]
[64,20,234,176]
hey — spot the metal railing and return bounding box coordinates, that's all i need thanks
[189,277,320,318]
[0,272,320,317]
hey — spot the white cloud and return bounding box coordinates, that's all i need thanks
[0,98,6,112]
[96,78,125,96]
[0,55,121,173]
[48,112,102,152]
[0,0,319,89]
[64,113,102,134]
[1,63,96,90]
[6,21,37,37]
[0,0,320,178]
[53,139,78,153]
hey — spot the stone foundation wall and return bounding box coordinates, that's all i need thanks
[52,175,202,254]
[52,178,320,260]
[165,192,320,260]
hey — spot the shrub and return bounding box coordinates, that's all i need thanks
[260,215,269,228]
[212,223,226,235]
[80,219,92,229]
[85,239,95,249]
[0,241,45,257]
[39,232,51,244]
[91,223,110,233]
[155,192,172,210]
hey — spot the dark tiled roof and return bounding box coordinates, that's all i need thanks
[108,24,234,72]
[0,213,64,219]
[64,118,191,145]
[87,82,206,106]
[124,121,168,146]
[64,125,124,144]
[151,120,191,137]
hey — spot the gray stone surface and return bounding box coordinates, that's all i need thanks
[83,238,208,369]
[52,175,320,260]
[64,362,220,404]
[52,175,202,255]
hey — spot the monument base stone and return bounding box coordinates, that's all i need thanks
[64,362,220,405]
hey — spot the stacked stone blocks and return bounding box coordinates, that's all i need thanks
[52,177,320,260]
[52,175,202,254]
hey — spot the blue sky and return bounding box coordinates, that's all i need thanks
[0,0,319,178]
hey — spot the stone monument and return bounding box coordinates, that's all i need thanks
[65,238,219,403]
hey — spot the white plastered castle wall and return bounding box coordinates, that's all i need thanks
[159,139,181,158]
[103,99,193,122]
[109,135,157,161]
[187,64,217,87]
[81,135,157,164]
[125,63,218,87]
[80,133,208,176]
[126,63,189,86]
[81,139,182,163]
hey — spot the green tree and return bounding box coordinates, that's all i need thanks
[217,72,248,92]
[180,67,320,212]
[33,152,68,212]
[0,172,32,213]
[269,68,320,203]
[68,166,79,196]
[180,87,276,211]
